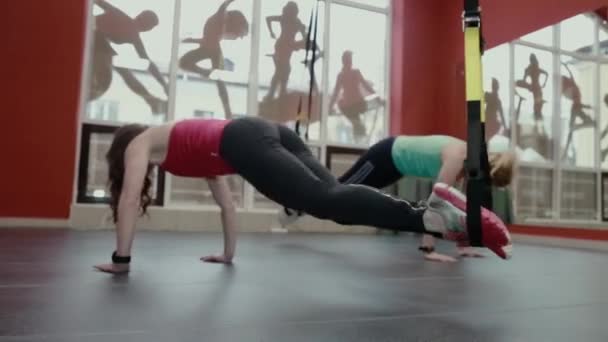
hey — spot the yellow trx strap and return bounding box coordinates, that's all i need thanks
[464,27,483,111]
[463,0,493,247]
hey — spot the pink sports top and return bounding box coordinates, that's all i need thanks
[160,119,235,178]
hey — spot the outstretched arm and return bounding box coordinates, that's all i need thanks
[202,176,237,264]
[423,148,482,262]
[437,149,466,187]
[521,68,530,83]
[329,75,343,112]
[299,21,307,40]
[216,0,235,16]
[358,70,375,94]
[563,62,574,80]
[498,100,507,131]
[540,68,549,88]
[95,138,150,273]
[438,146,486,259]
[266,15,280,39]
[95,0,119,13]
[134,38,169,95]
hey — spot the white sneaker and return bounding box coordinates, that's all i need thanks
[423,191,469,243]
[431,183,512,260]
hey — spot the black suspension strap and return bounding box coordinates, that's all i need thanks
[463,0,493,247]
[295,0,320,140]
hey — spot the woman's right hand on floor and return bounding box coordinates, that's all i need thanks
[457,247,485,258]
[424,252,458,263]
[201,254,233,265]
[94,263,130,274]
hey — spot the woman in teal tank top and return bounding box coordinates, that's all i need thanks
[280,135,516,263]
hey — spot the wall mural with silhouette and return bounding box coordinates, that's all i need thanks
[482,13,608,221]
[326,3,387,145]
[178,0,249,120]
[87,0,174,123]
[83,0,391,207]
[328,50,384,144]
[485,52,600,167]
[514,51,553,161]
[560,59,595,166]
[257,1,324,138]
[602,93,608,163]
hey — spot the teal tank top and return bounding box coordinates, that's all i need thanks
[391,135,460,179]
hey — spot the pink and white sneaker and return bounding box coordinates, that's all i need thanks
[431,183,512,260]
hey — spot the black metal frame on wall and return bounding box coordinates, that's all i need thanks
[325,146,365,170]
[325,145,399,196]
[602,172,608,222]
[77,123,165,205]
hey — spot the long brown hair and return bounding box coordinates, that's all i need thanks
[489,151,517,188]
[106,124,152,223]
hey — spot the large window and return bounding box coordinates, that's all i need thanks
[78,0,390,212]
[513,46,555,161]
[483,12,608,223]
[600,63,608,169]
[559,57,596,168]
[520,26,553,47]
[561,15,595,55]
[86,0,175,124]
[325,4,387,146]
[77,124,165,206]
[175,0,253,121]
[483,45,510,142]
[257,0,326,141]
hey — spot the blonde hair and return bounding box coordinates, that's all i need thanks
[488,150,517,188]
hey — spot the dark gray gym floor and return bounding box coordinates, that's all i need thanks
[1,228,607,342]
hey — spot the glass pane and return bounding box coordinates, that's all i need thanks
[175,0,253,120]
[327,147,397,194]
[326,4,388,145]
[87,132,113,198]
[483,44,510,141]
[253,145,321,209]
[514,47,554,162]
[600,22,608,55]
[86,132,159,201]
[257,1,326,140]
[560,14,595,55]
[520,26,553,46]
[516,166,554,219]
[340,0,389,9]
[560,170,597,220]
[601,64,608,168]
[169,175,244,207]
[86,0,174,124]
[559,58,596,167]
[328,151,360,178]
[603,174,608,219]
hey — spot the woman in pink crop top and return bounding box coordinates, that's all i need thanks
[95,116,510,274]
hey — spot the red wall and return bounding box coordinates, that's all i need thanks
[392,0,608,139]
[1,1,87,218]
[390,0,440,135]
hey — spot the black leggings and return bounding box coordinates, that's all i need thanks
[219,117,427,233]
[338,137,403,188]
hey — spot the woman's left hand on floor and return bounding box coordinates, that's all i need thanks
[424,252,458,263]
[94,263,130,274]
[201,254,233,264]
[457,247,485,258]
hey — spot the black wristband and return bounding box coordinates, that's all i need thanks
[418,246,435,254]
[112,251,131,264]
